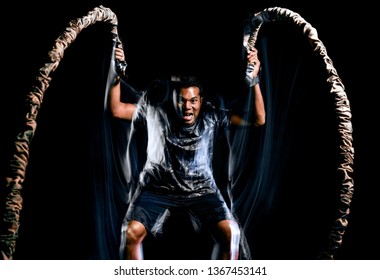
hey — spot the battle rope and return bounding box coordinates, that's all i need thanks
[1,5,354,260]
[0,5,121,260]
[244,7,354,259]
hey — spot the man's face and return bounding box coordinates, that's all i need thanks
[177,86,203,126]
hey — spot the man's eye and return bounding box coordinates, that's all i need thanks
[178,99,197,105]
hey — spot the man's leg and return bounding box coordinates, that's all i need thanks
[124,220,147,260]
[212,219,240,260]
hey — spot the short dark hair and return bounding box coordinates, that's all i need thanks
[171,75,203,96]
[144,75,204,106]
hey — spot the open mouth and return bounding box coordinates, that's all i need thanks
[182,112,194,122]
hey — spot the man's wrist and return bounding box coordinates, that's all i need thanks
[116,60,127,77]
[245,75,260,87]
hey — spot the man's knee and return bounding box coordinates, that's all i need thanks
[217,220,240,243]
[126,221,147,243]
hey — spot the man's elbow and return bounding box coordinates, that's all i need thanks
[254,114,266,127]
[110,103,135,121]
[110,106,124,119]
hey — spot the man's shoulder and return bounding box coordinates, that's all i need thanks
[203,101,231,115]
[202,102,231,127]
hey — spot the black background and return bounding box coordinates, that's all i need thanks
[1,0,377,260]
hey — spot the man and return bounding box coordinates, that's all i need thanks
[109,47,265,260]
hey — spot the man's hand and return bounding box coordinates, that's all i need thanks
[246,47,260,87]
[115,47,125,61]
[115,47,127,77]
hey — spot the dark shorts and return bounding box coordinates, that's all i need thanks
[124,190,234,237]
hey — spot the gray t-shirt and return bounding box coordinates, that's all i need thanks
[132,98,230,198]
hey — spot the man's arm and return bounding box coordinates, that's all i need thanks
[109,47,137,121]
[230,47,266,127]
[247,48,265,127]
